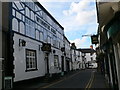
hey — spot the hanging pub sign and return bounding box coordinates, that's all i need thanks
[91,35,99,44]
[41,43,51,52]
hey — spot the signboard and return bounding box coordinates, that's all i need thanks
[41,43,51,52]
[91,35,99,44]
[4,77,12,89]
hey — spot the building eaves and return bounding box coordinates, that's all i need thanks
[35,1,64,30]
[64,35,71,44]
[77,48,96,53]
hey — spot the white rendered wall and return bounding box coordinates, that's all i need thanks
[13,34,45,82]
[13,33,64,82]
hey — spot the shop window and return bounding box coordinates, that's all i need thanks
[26,49,37,71]
[12,18,18,32]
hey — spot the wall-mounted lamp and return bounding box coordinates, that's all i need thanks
[19,39,26,47]
[53,50,56,54]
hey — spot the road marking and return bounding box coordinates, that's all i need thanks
[85,72,93,89]
[41,71,81,88]
[85,70,95,89]
[88,72,95,88]
[41,79,64,88]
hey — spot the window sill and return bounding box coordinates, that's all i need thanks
[25,69,38,72]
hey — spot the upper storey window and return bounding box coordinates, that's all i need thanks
[26,7,30,18]
[31,11,34,20]
[20,22,25,34]
[25,18,35,38]
[12,18,18,32]
[35,16,50,30]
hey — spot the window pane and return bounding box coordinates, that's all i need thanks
[40,32,43,41]
[31,11,34,20]
[20,22,25,34]
[12,18,18,32]
[44,29,48,42]
[26,49,37,71]
[26,7,30,17]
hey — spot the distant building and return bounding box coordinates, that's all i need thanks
[78,48,96,69]
[64,36,71,72]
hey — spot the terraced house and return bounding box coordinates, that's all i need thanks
[96,1,120,89]
[1,0,69,89]
[0,0,96,89]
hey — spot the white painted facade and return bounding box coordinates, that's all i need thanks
[85,53,91,62]
[64,36,71,72]
[11,1,65,82]
[71,49,82,70]
[9,0,86,82]
[84,52,97,68]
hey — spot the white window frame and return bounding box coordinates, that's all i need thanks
[26,49,37,71]
[54,55,59,68]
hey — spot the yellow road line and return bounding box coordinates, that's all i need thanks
[85,71,95,89]
[41,71,81,88]
[42,79,64,88]
[88,72,95,88]
[85,72,93,89]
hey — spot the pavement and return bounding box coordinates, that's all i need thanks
[12,69,110,89]
[12,70,80,89]
[91,70,110,89]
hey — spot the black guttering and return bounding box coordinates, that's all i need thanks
[95,0,99,23]
[35,2,64,30]
[64,35,71,44]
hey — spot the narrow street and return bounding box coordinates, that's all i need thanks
[2,1,120,90]
[41,69,93,88]
[13,69,109,89]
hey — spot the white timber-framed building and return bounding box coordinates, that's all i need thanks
[12,0,66,82]
[1,0,94,89]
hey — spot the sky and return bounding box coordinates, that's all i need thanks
[38,0,98,49]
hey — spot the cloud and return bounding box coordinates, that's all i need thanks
[38,0,98,48]
[38,0,95,2]
[62,0,97,27]
[70,37,88,48]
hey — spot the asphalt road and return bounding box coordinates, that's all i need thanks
[42,69,94,88]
